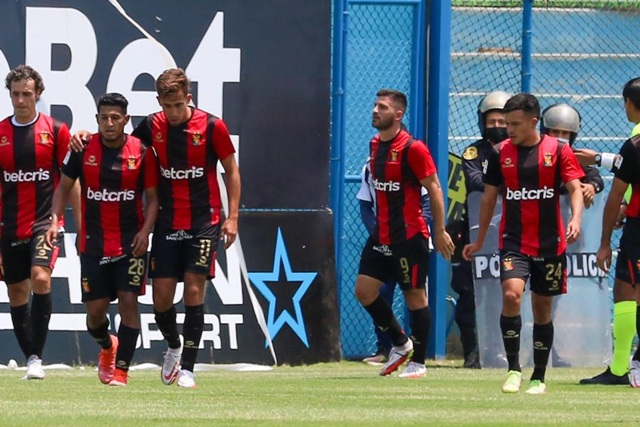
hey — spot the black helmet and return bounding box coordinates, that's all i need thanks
[477,91,511,136]
[540,103,581,145]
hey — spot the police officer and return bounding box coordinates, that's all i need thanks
[448,90,511,369]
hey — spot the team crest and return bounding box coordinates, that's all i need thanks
[81,277,90,293]
[543,152,553,167]
[192,132,202,146]
[40,132,50,144]
[127,156,136,170]
[0,136,8,146]
[390,150,399,162]
[85,155,97,166]
[502,257,514,272]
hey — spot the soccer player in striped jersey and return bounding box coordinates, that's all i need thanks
[0,65,80,380]
[464,93,584,395]
[47,93,159,386]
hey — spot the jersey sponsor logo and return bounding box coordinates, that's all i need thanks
[0,136,9,146]
[3,168,50,182]
[160,166,205,180]
[505,186,554,201]
[372,178,400,192]
[85,155,98,166]
[502,157,514,168]
[165,230,193,241]
[86,187,135,202]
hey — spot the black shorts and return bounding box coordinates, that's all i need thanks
[358,233,430,291]
[80,253,147,302]
[149,225,220,280]
[500,250,567,296]
[615,221,640,285]
[0,230,61,285]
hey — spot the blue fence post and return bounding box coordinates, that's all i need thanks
[521,0,534,93]
[426,0,452,359]
[330,0,349,296]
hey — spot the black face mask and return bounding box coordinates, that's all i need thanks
[485,127,508,144]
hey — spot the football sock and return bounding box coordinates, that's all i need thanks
[409,306,430,364]
[531,322,553,382]
[154,305,182,349]
[181,304,204,373]
[611,301,636,376]
[500,314,522,372]
[30,292,52,359]
[116,324,140,371]
[363,295,409,347]
[87,319,112,350]
[634,307,640,361]
[10,303,32,359]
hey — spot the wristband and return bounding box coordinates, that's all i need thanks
[600,152,616,169]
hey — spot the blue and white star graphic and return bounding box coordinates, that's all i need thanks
[249,228,317,347]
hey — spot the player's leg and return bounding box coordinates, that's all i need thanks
[581,248,636,385]
[499,251,528,393]
[110,255,145,386]
[363,278,394,364]
[149,230,182,385]
[82,254,117,384]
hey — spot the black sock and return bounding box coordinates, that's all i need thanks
[116,324,140,372]
[531,322,554,382]
[634,307,640,361]
[500,314,522,372]
[87,319,112,350]
[154,305,181,349]
[409,306,430,365]
[30,293,52,358]
[10,303,32,359]
[180,305,204,373]
[363,295,408,347]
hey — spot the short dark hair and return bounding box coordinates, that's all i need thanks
[156,68,190,98]
[503,93,540,119]
[5,65,45,94]
[623,77,640,110]
[97,93,129,115]
[376,89,407,111]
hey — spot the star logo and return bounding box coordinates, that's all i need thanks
[249,228,317,347]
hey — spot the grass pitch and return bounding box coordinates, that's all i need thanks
[0,361,639,426]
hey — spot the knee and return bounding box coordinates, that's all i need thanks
[502,290,521,308]
[31,269,51,293]
[7,282,30,305]
[355,282,376,306]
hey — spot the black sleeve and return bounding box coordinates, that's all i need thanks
[581,166,605,193]
[132,116,152,147]
[61,150,83,180]
[613,139,637,184]
[482,147,502,187]
[463,156,485,193]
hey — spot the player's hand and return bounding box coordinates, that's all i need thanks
[596,244,612,273]
[462,242,482,261]
[581,183,596,209]
[433,231,455,260]
[131,230,150,257]
[45,224,59,249]
[615,203,627,229]
[572,148,598,166]
[70,131,91,152]
[566,218,581,244]
[221,217,238,249]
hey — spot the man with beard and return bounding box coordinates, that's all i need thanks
[354,89,454,379]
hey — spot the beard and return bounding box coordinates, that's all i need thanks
[372,115,394,131]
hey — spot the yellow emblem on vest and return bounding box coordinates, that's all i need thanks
[462,146,478,160]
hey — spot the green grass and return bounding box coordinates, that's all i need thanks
[1,361,640,426]
[452,0,640,9]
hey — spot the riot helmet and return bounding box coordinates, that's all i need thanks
[477,91,510,142]
[540,103,581,145]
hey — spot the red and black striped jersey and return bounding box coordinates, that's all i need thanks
[369,129,435,245]
[483,135,584,257]
[613,135,640,218]
[0,113,70,240]
[62,134,159,257]
[132,108,235,231]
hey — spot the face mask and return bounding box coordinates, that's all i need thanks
[556,137,570,145]
[485,127,508,143]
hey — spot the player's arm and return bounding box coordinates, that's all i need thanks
[46,174,77,248]
[221,153,241,249]
[420,172,454,260]
[597,178,627,272]
[131,187,159,257]
[462,184,499,260]
[564,179,583,244]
